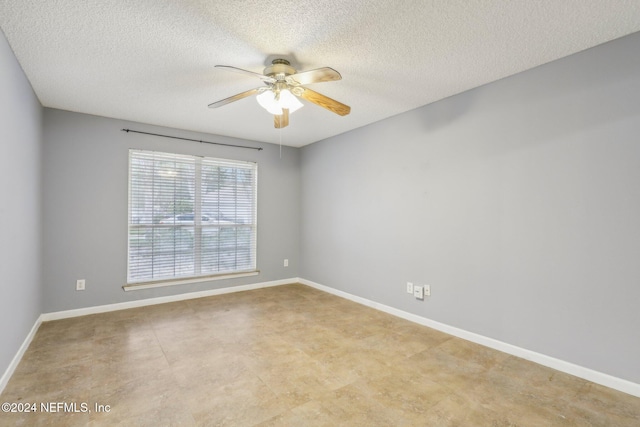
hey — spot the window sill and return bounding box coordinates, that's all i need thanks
[123,270,260,291]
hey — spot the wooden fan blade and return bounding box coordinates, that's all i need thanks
[215,65,276,83]
[274,109,289,128]
[208,88,262,108]
[299,88,350,116]
[286,67,342,85]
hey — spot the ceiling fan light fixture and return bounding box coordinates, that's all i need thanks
[278,89,303,113]
[210,59,350,129]
[256,89,303,115]
[256,91,281,114]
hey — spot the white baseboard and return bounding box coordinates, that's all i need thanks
[298,278,640,398]
[41,277,298,321]
[0,315,42,394]
[6,277,638,399]
[2,278,298,393]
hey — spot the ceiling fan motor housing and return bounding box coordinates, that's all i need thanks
[264,59,295,80]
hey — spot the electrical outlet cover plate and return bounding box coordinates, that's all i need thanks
[424,284,431,296]
[76,279,85,291]
[414,285,424,300]
[406,282,414,294]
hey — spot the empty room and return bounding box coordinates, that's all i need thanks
[1,1,640,425]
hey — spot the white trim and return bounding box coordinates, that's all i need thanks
[0,315,42,394]
[298,278,640,398]
[123,271,260,291]
[2,278,296,390]
[6,277,638,399]
[43,277,297,321]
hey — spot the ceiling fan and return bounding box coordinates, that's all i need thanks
[208,59,350,128]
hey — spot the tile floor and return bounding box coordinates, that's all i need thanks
[1,284,639,426]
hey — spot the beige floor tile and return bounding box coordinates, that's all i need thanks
[183,375,287,426]
[1,283,638,426]
[89,388,195,427]
[363,372,454,419]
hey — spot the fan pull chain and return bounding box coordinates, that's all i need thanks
[279,125,282,159]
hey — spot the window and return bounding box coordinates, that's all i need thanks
[127,150,257,285]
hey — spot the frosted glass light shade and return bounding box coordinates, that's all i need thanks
[278,89,303,113]
[257,89,303,115]
[256,91,282,114]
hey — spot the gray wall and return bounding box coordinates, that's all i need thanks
[42,109,300,312]
[300,32,640,383]
[0,31,43,376]
[4,21,639,388]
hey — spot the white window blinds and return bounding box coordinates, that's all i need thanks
[128,150,257,284]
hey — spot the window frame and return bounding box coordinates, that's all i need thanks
[125,149,258,290]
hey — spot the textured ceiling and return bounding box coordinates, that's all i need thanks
[1,1,640,147]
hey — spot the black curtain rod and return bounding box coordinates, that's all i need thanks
[121,129,263,151]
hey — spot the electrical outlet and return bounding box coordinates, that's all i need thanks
[424,284,431,297]
[284,259,289,267]
[406,282,414,294]
[76,279,86,291]
[414,285,424,300]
